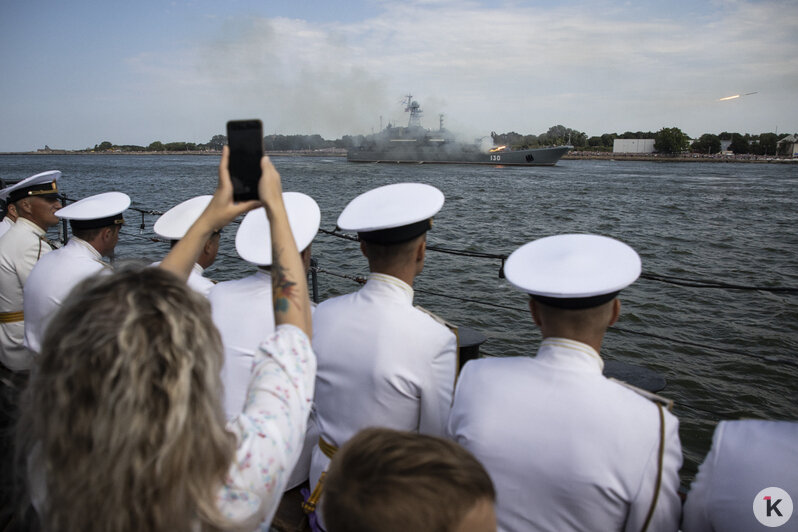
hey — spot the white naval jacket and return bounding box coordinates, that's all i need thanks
[0,217,14,239]
[151,260,214,297]
[447,337,683,532]
[24,237,110,355]
[682,420,798,532]
[0,218,53,371]
[209,270,275,420]
[188,263,214,296]
[307,272,458,498]
[209,269,318,491]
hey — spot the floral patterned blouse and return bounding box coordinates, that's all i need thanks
[218,324,316,530]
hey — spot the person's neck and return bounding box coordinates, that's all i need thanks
[542,331,605,354]
[370,266,416,287]
[19,214,47,232]
[69,235,105,257]
[87,239,107,257]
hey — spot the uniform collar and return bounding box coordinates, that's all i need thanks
[68,236,103,261]
[537,337,604,372]
[192,263,205,276]
[366,272,414,303]
[16,216,46,237]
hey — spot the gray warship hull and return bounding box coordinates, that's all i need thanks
[347,142,571,166]
[349,95,571,166]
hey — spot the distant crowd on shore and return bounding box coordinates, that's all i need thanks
[567,150,798,162]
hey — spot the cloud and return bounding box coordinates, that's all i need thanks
[177,0,795,138]
[3,0,796,151]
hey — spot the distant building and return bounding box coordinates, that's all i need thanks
[777,134,798,157]
[720,139,733,156]
[613,139,655,154]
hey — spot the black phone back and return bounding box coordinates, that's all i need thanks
[227,119,263,202]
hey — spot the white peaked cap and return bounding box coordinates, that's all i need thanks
[337,182,444,231]
[504,234,641,308]
[337,182,444,244]
[153,195,213,240]
[1,170,62,202]
[56,192,131,221]
[235,192,321,266]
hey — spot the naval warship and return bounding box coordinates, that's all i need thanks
[347,96,572,166]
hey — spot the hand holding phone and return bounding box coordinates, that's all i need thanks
[227,119,264,202]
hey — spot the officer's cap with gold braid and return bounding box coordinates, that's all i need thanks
[1,171,61,203]
[505,234,641,309]
[236,192,321,266]
[56,192,130,231]
[337,183,444,245]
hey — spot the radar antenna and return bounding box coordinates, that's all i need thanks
[403,94,423,128]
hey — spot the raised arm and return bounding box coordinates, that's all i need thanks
[159,146,260,280]
[256,154,312,337]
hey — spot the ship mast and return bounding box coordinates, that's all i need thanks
[403,94,423,128]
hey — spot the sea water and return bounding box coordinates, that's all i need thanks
[2,154,797,485]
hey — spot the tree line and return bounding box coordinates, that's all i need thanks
[84,127,794,156]
[85,134,363,153]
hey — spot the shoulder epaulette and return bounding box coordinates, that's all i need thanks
[608,377,674,411]
[414,304,457,333]
[415,304,461,382]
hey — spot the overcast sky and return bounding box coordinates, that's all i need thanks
[1,0,796,151]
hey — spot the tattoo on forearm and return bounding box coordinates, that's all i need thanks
[272,247,300,314]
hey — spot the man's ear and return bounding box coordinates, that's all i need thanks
[529,298,543,327]
[608,299,621,327]
[16,198,31,215]
[416,237,426,263]
[203,237,214,255]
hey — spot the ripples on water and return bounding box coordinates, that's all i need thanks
[2,154,797,485]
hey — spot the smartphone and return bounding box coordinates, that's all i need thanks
[227,119,264,202]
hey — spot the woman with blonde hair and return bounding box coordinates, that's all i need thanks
[18,148,315,532]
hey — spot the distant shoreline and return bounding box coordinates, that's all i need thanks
[1,149,794,164]
[562,152,796,164]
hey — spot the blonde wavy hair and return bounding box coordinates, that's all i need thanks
[19,266,236,532]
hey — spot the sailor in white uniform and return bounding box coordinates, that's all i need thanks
[0,185,18,239]
[305,183,457,525]
[0,215,14,239]
[0,171,62,373]
[447,234,683,532]
[153,195,219,296]
[682,419,798,532]
[23,192,130,355]
[210,192,320,420]
[209,192,320,492]
[0,171,62,521]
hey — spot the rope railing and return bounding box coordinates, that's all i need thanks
[62,198,796,294]
[318,227,798,294]
[309,263,798,369]
[115,228,797,369]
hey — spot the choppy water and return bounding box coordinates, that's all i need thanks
[2,154,797,486]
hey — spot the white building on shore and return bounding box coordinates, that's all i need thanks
[613,139,655,153]
[776,134,798,157]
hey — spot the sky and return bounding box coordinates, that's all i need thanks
[1,0,796,151]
